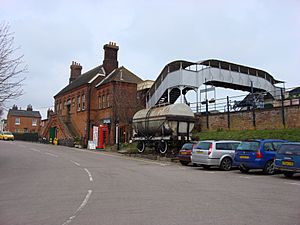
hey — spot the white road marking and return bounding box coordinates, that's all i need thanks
[30,148,41,152]
[70,160,81,167]
[203,171,216,174]
[84,168,93,182]
[284,182,300,186]
[239,176,253,179]
[44,152,58,157]
[62,190,93,225]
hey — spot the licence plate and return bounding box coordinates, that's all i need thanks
[180,152,187,155]
[196,151,203,154]
[240,155,249,159]
[282,161,294,166]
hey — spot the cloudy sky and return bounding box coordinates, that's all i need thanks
[1,0,299,118]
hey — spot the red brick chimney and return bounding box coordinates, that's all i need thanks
[103,42,119,75]
[69,61,82,83]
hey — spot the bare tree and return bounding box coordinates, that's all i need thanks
[0,22,26,106]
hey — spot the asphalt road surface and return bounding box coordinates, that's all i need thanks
[0,141,299,225]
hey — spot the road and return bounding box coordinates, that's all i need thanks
[0,141,299,225]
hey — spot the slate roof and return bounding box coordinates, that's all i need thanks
[8,109,41,118]
[55,65,104,97]
[96,66,143,87]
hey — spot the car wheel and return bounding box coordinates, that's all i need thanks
[239,165,249,173]
[220,157,232,171]
[201,165,210,169]
[283,171,294,178]
[263,160,275,175]
[180,161,189,166]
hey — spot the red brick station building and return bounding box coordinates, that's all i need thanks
[41,42,150,147]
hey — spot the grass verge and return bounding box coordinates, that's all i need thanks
[193,129,300,141]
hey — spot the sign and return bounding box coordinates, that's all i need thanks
[103,118,111,124]
[93,126,98,145]
[88,141,96,150]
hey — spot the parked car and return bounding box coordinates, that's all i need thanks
[234,139,287,175]
[0,131,14,141]
[177,142,196,166]
[274,142,300,178]
[191,140,240,170]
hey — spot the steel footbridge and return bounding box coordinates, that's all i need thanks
[146,59,283,110]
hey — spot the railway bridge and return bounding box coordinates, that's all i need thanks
[146,59,283,111]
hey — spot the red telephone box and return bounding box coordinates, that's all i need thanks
[97,124,109,149]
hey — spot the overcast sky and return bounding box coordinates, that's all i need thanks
[1,0,299,119]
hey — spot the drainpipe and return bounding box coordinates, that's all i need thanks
[86,84,92,146]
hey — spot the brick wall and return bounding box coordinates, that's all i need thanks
[199,105,300,131]
[7,116,41,133]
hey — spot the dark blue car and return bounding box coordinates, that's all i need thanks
[274,142,300,178]
[234,139,287,175]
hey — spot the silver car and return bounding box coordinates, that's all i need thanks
[191,140,240,171]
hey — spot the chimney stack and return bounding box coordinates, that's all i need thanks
[27,104,33,111]
[103,42,119,75]
[69,61,82,83]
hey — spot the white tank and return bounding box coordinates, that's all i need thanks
[132,103,195,138]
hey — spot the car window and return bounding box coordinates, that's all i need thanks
[216,143,228,150]
[196,142,211,150]
[237,141,260,151]
[264,142,274,151]
[181,143,193,150]
[273,142,284,151]
[278,144,300,155]
[231,143,240,150]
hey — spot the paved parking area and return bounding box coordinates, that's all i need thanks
[1,141,300,225]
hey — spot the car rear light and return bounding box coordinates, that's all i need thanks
[208,143,213,155]
[187,150,192,155]
[256,151,263,159]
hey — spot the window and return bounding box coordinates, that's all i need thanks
[196,142,211,150]
[15,117,20,125]
[278,144,300,155]
[32,118,37,126]
[273,142,284,151]
[107,94,110,107]
[77,96,81,111]
[72,98,75,107]
[98,96,102,109]
[82,95,85,111]
[102,95,106,108]
[264,142,274,151]
[216,142,240,150]
[216,143,228,150]
[237,141,260,151]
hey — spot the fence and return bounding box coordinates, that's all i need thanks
[188,87,300,130]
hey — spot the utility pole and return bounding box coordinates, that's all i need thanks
[251,81,256,128]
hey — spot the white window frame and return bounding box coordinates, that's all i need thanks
[77,96,81,111]
[82,94,85,111]
[15,117,20,125]
[32,118,37,126]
